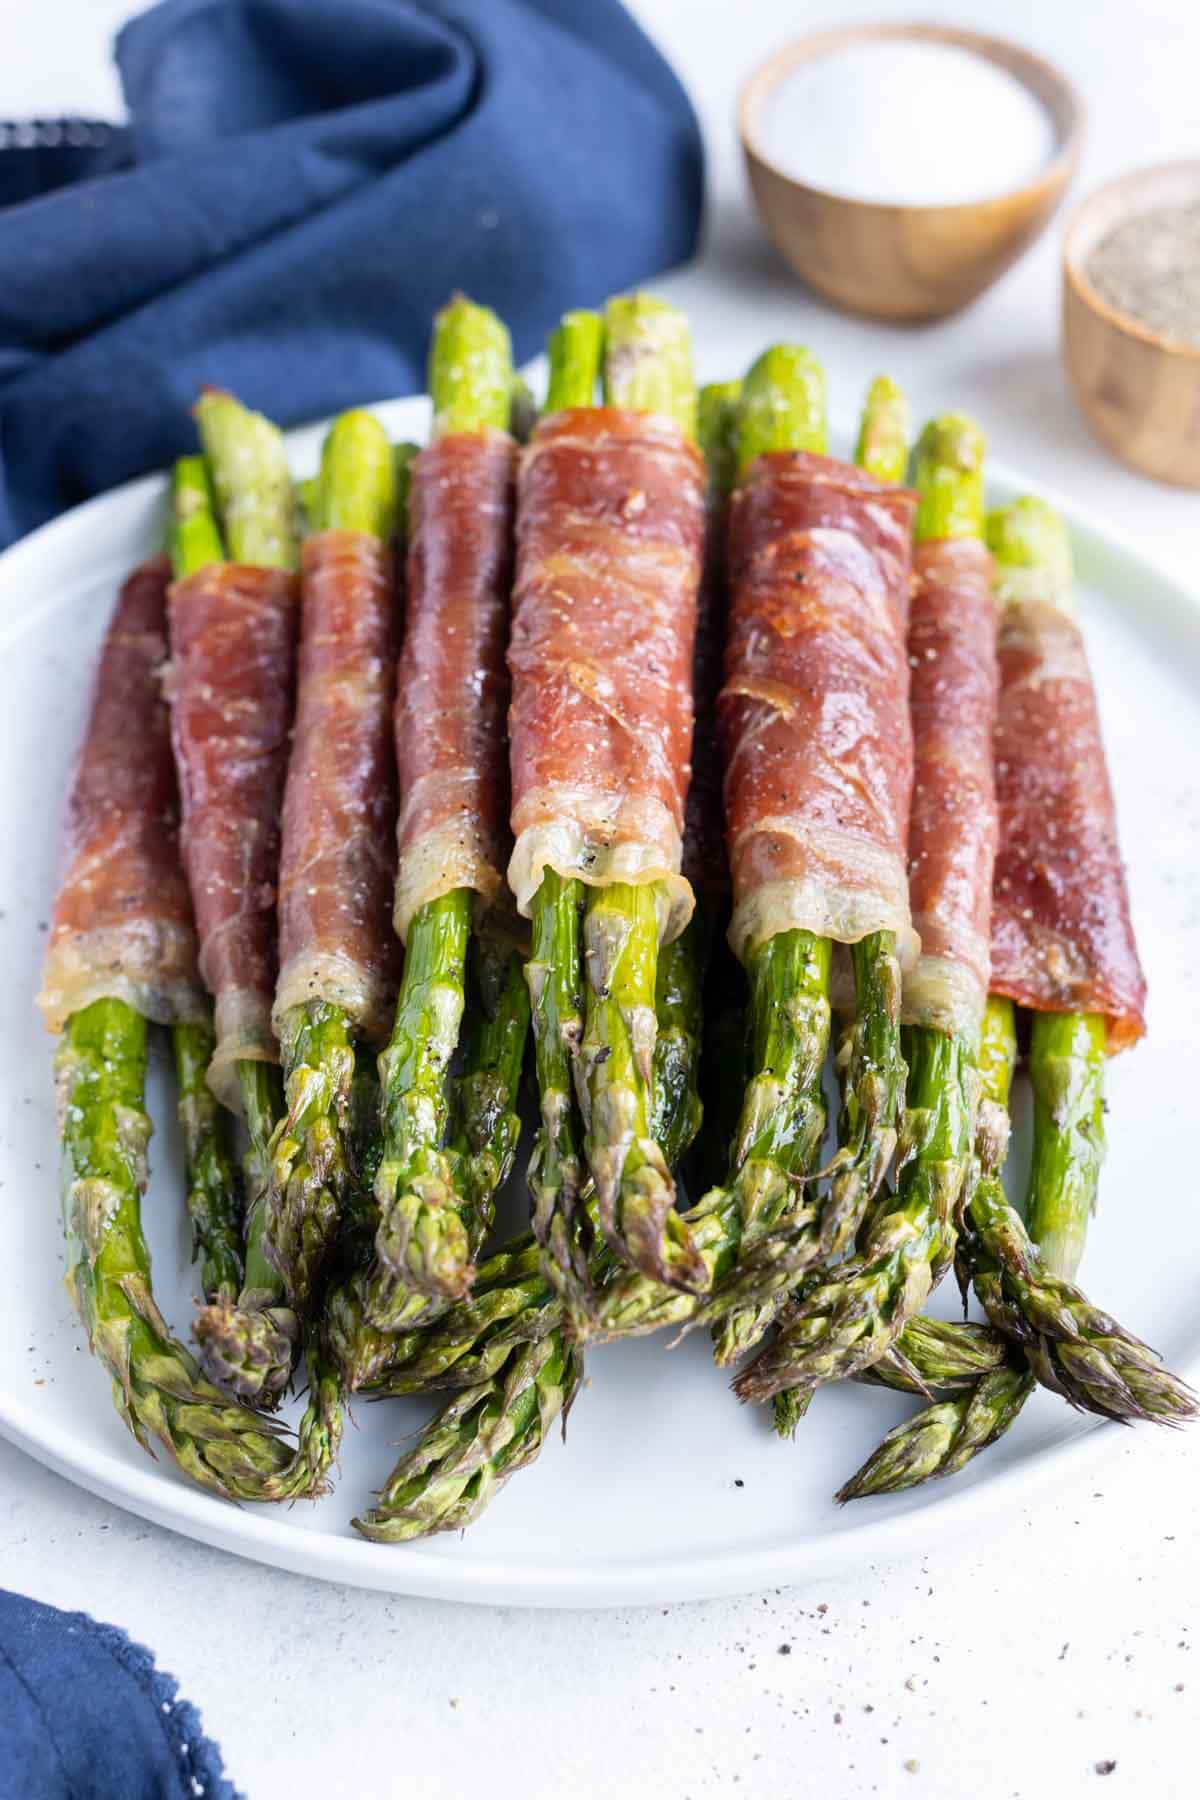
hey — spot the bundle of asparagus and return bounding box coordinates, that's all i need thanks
[37,560,290,1497]
[37,296,1195,1548]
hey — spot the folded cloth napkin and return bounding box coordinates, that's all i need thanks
[0,0,703,546]
[0,1588,238,1799]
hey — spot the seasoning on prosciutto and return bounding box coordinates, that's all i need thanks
[904,536,998,1036]
[990,581,1146,1054]
[274,530,399,1039]
[393,429,517,940]
[720,451,918,968]
[168,563,298,1108]
[38,557,205,1033]
[508,406,707,942]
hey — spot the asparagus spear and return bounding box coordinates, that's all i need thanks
[355,895,711,1538]
[733,416,986,1409]
[574,294,707,1299]
[171,1016,243,1302]
[169,446,300,1406]
[843,510,1196,1494]
[370,297,512,1303]
[603,370,908,1357]
[263,408,398,1324]
[59,998,291,1498]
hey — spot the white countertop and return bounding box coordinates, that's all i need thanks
[4,2,1200,1794]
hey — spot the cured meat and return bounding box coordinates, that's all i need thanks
[274,530,400,1038]
[168,563,298,1107]
[720,450,918,967]
[991,590,1146,1053]
[508,407,706,941]
[39,557,205,1032]
[393,430,516,939]
[904,537,998,1036]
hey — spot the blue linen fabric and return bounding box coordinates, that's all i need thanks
[0,0,703,545]
[0,1587,238,1799]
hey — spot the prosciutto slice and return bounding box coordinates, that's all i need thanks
[721,451,918,967]
[508,407,706,941]
[168,563,298,1108]
[393,430,516,939]
[39,557,205,1032]
[991,582,1146,1053]
[274,530,400,1038]
[904,537,998,1036]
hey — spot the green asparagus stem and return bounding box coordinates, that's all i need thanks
[59,999,291,1499]
[167,453,300,1404]
[171,1018,242,1302]
[698,378,742,501]
[520,316,604,1313]
[836,1366,1035,1501]
[1024,1011,1106,1282]
[332,936,531,1382]
[370,888,473,1302]
[650,914,707,1171]
[428,293,513,438]
[734,345,826,469]
[526,869,590,1305]
[733,412,984,1411]
[262,408,398,1326]
[603,293,697,439]
[854,376,910,485]
[545,310,604,412]
[371,298,513,1302]
[354,1333,583,1542]
[168,456,223,577]
[859,1316,1012,1395]
[194,1059,298,1406]
[964,1007,1193,1426]
[194,388,298,570]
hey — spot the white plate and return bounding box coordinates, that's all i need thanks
[2,395,1198,1609]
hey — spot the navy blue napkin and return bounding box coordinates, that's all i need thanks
[0,1588,238,1799]
[0,0,703,546]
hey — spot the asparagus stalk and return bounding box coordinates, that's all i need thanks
[263,409,398,1324]
[59,998,291,1499]
[843,508,1197,1494]
[370,297,513,1304]
[574,294,708,1299]
[355,908,710,1538]
[733,414,985,1409]
[171,1017,243,1302]
[619,369,906,1360]
[169,448,300,1406]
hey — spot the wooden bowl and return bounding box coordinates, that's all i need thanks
[738,23,1083,323]
[1063,162,1200,487]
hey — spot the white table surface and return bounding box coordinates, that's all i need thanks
[4,1,1200,1794]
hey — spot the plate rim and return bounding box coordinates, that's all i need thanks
[2,393,1195,1608]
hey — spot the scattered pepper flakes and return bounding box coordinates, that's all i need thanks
[1095,1761,1117,1776]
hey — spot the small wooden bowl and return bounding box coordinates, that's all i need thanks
[739,23,1083,323]
[1063,162,1200,487]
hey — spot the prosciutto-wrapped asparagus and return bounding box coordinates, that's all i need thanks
[166,404,302,1405]
[364,296,524,1314]
[512,294,708,1315]
[841,498,1193,1498]
[735,415,997,1405]
[37,559,290,1498]
[194,409,401,1401]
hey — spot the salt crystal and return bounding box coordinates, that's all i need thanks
[759,41,1056,207]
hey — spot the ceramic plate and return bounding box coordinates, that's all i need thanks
[1,396,1197,1607]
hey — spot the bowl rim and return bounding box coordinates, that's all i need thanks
[738,20,1084,216]
[1063,159,1200,362]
